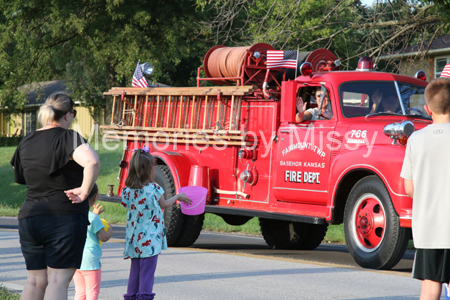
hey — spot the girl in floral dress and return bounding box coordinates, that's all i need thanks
[121,148,191,300]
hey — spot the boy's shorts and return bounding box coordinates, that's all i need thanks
[19,214,88,270]
[413,248,450,282]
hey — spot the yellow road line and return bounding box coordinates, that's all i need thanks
[0,228,18,232]
[172,246,411,278]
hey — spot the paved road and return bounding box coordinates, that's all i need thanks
[0,228,439,300]
[0,217,415,273]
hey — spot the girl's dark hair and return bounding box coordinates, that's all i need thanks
[125,150,155,189]
[87,183,99,205]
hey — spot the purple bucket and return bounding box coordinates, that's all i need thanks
[178,186,208,215]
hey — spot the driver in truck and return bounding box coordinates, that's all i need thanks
[369,90,400,114]
[296,87,333,122]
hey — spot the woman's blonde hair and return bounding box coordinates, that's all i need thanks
[125,150,155,189]
[38,92,74,126]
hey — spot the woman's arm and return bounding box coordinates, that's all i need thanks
[65,144,100,203]
[158,193,192,209]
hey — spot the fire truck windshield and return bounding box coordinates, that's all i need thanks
[397,82,429,118]
[340,81,429,119]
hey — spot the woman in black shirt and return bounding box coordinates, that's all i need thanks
[11,92,100,300]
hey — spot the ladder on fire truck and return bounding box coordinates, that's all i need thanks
[101,86,255,147]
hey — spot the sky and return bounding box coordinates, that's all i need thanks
[361,0,375,6]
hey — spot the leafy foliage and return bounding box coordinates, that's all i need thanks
[198,0,446,70]
[0,0,211,115]
[0,0,448,113]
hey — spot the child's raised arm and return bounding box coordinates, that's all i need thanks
[93,203,105,215]
[158,193,192,209]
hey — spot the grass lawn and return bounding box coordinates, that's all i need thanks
[0,147,24,216]
[0,285,20,300]
[1,139,351,245]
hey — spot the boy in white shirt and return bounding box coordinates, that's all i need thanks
[401,77,450,300]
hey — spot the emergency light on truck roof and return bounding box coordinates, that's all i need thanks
[140,62,154,76]
[356,56,373,71]
[300,62,313,76]
[415,70,427,81]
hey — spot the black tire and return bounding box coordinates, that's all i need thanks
[154,165,185,246]
[260,218,309,250]
[297,223,328,250]
[344,175,410,270]
[174,213,205,247]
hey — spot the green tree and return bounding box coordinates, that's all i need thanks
[0,0,210,116]
[198,0,445,71]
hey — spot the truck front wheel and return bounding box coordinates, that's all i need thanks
[344,176,410,270]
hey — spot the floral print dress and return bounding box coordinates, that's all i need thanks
[121,183,167,259]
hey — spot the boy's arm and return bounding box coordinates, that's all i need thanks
[404,179,414,198]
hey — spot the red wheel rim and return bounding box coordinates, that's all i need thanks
[353,194,386,251]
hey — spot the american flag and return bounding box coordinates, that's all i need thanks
[132,60,148,88]
[266,50,298,69]
[441,64,450,78]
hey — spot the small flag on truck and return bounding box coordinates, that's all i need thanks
[266,50,298,69]
[132,60,149,88]
[441,64,450,78]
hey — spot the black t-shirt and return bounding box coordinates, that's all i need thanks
[10,127,89,220]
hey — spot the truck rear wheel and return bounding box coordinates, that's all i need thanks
[173,213,205,247]
[154,165,185,246]
[297,223,328,250]
[260,219,309,249]
[344,176,409,270]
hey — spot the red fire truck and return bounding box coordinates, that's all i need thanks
[100,43,429,270]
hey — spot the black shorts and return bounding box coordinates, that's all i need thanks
[18,214,88,270]
[413,248,450,282]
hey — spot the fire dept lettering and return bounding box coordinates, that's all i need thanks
[285,171,320,183]
[285,170,302,182]
[304,172,320,183]
[282,142,326,158]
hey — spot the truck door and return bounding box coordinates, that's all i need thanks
[272,85,336,205]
